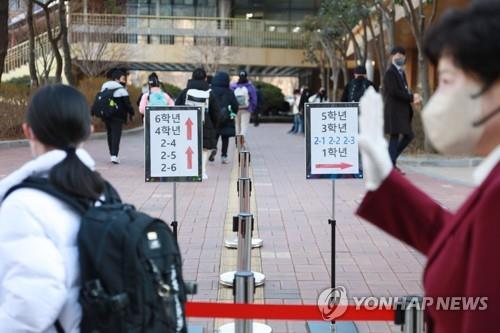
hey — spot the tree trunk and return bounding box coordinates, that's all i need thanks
[0,0,8,85]
[37,0,63,83]
[26,0,39,87]
[59,1,74,85]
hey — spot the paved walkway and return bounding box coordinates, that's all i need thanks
[0,124,473,333]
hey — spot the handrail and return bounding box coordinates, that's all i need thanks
[4,28,59,74]
[69,13,305,49]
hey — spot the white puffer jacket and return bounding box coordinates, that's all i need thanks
[0,149,95,333]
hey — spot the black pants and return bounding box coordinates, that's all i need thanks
[389,133,414,165]
[216,134,230,157]
[105,118,123,156]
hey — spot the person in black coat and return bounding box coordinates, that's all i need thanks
[383,47,422,171]
[210,71,239,164]
[341,65,375,102]
[176,68,219,179]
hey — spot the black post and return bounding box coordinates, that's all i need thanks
[171,221,178,240]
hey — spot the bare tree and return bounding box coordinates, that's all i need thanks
[397,0,438,104]
[34,0,64,83]
[25,0,39,86]
[0,0,8,85]
[187,37,234,75]
[35,31,55,83]
[72,26,130,77]
[59,0,74,85]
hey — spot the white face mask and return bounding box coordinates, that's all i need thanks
[421,82,484,155]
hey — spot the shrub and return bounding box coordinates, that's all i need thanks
[161,82,182,100]
[0,83,32,140]
[252,81,285,116]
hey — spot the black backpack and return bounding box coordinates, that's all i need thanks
[349,79,373,103]
[5,177,192,333]
[91,88,119,119]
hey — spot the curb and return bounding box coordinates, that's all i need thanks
[0,126,144,150]
[399,156,482,168]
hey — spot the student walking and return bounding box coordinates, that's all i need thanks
[139,72,175,115]
[231,70,257,137]
[95,69,134,164]
[211,71,239,164]
[176,68,219,180]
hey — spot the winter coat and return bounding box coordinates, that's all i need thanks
[100,81,135,123]
[139,87,175,114]
[230,81,258,113]
[383,64,414,135]
[176,79,220,150]
[0,149,97,333]
[211,72,239,137]
[341,77,375,102]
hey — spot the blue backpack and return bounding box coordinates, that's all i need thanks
[148,90,168,107]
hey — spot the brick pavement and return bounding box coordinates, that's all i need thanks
[0,124,473,333]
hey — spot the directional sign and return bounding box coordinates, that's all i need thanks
[305,103,363,179]
[145,106,202,182]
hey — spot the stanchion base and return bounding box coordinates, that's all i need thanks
[219,271,265,287]
[224,237,263,249]
[218,322,272,333]
[306,321,358,333]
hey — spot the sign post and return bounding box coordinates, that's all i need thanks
[305,103,362,333]
[145,106,202,239]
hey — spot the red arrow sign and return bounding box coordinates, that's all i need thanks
[186,147,194,169]
[185,118,193,140]
[315,163,352,170]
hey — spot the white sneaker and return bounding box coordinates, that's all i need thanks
[111,156,120,164]
[202,173,208,180]
[221,156,229,164]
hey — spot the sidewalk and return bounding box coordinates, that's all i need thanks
[0,124,473,333]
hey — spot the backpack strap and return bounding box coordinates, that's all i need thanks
[5,177,89,215]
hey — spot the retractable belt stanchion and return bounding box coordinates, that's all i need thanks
[219,177,265,287]
[224,150,263,249]
[395,296,425,333]
[225,135,263,249]
[219,135,271,333]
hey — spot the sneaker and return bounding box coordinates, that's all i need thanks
[221,156,229,164]
[202,173,208,180]
[110,156,120,164]
[209,149,216,162]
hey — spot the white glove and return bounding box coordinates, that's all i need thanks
[358,87,393,191]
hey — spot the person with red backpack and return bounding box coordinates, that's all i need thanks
[139,72,175,115]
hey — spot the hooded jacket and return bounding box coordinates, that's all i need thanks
[100,81,134,123]
[211,72,239,137]
[175,79,220,149]
[0,149,96,333]
[230,81,258,113]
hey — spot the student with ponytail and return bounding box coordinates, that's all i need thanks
[0,84,105,332]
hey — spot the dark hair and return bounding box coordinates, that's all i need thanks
[148,73,160,87]
[238,70,249,84]
[354,65,367,75]
[27,84,105,199]
[424,0,500,92]
[192,68,207,81]
[111,69,125,81]
[391,47,406,56]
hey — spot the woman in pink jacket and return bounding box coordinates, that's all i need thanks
[139,73,174,114]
